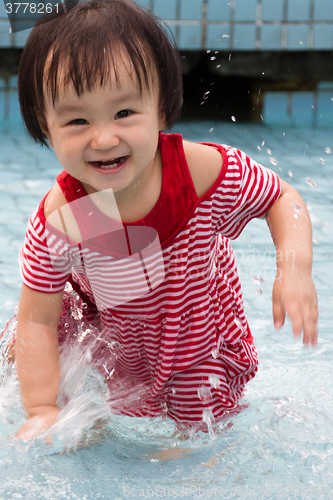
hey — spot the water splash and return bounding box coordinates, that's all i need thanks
[305,177,318,187]
[208,374,221,389]
[197,386,212,402]
[202,410,216,441]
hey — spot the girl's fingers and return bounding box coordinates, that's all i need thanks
[272,295,285,330]
[302,307,318,346]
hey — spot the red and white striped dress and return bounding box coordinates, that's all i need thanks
[19,133,281,423]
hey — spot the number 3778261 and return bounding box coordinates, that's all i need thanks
[5,3,59,14]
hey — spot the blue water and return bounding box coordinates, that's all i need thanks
[0,99,333,499]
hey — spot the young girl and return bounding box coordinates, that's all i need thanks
[4,0,317,440]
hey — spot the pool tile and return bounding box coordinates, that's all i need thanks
[234,0,258,22]
[0,20,11,46]
[287,0,311,21]
[317,91,333,128]
[291,92,314,127]
[261,0,284,21]
[180,0,203,21]
[313,24,333,49]
[179,25,202,49]
[261,25,282,49]
[263,92,289,126]
[153,0,177,20]
[13,29,31,47]
[314,0,333,20]
[207,0,230,21]
[206,24,230,49]
[134,0,151,7]
[287,24,309,49]
[0,1,8,16]
[234,24,257,50]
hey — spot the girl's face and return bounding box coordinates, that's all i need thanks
[40,58,165,201]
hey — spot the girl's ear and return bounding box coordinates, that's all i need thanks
[159,111,166,132]
[36,110,53,147]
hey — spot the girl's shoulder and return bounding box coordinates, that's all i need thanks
[44,182,68,220]
[43,182,82,242]
[182,140,224,198]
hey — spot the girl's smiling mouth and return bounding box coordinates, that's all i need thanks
[89,156,129,173]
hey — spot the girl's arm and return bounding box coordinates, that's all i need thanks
[15,284,63,439]
[266,179,318,345]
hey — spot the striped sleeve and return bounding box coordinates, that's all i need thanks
[19,208,72,293]
[213,146,281,239]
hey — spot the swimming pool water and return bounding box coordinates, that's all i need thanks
[0,110,332,499]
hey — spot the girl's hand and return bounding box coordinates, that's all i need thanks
[272,269,318,346]
[15,406,60,441]
[266,179,318,347]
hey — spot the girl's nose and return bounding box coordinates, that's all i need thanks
[90,125,120,150]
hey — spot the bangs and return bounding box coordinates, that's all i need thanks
[45,25,153,105]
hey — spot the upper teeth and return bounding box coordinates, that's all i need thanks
[97,158,122,168]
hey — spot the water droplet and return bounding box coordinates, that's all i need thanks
[256,289,263,296]
[299,41,304,45]
[269,157,278,166]
[211,347,219,359]
[64,323,69,328]
[150,459,159,463]
[231,116,236,122]
[222,34,229,38]
[210,56,217,61]
[82,302,88,309]
[209,127,214,133]
[312,237,319,245]
[257,146,261,151]
[262,141,265,146]
[172,388,176,395]
[292,203,302,215]
[267,149,272,155]
[209,374,221,389]
[206,50,211,53]
[288,170,293,177]
[325,147,332,154]
[252,275,264,285]
[305,177,318,187]
[197,386,212,401]
[319,158,325,164]
[216,64,221,68]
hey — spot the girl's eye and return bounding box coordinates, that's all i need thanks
[115,110,132,120]
[69,119,88,125]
